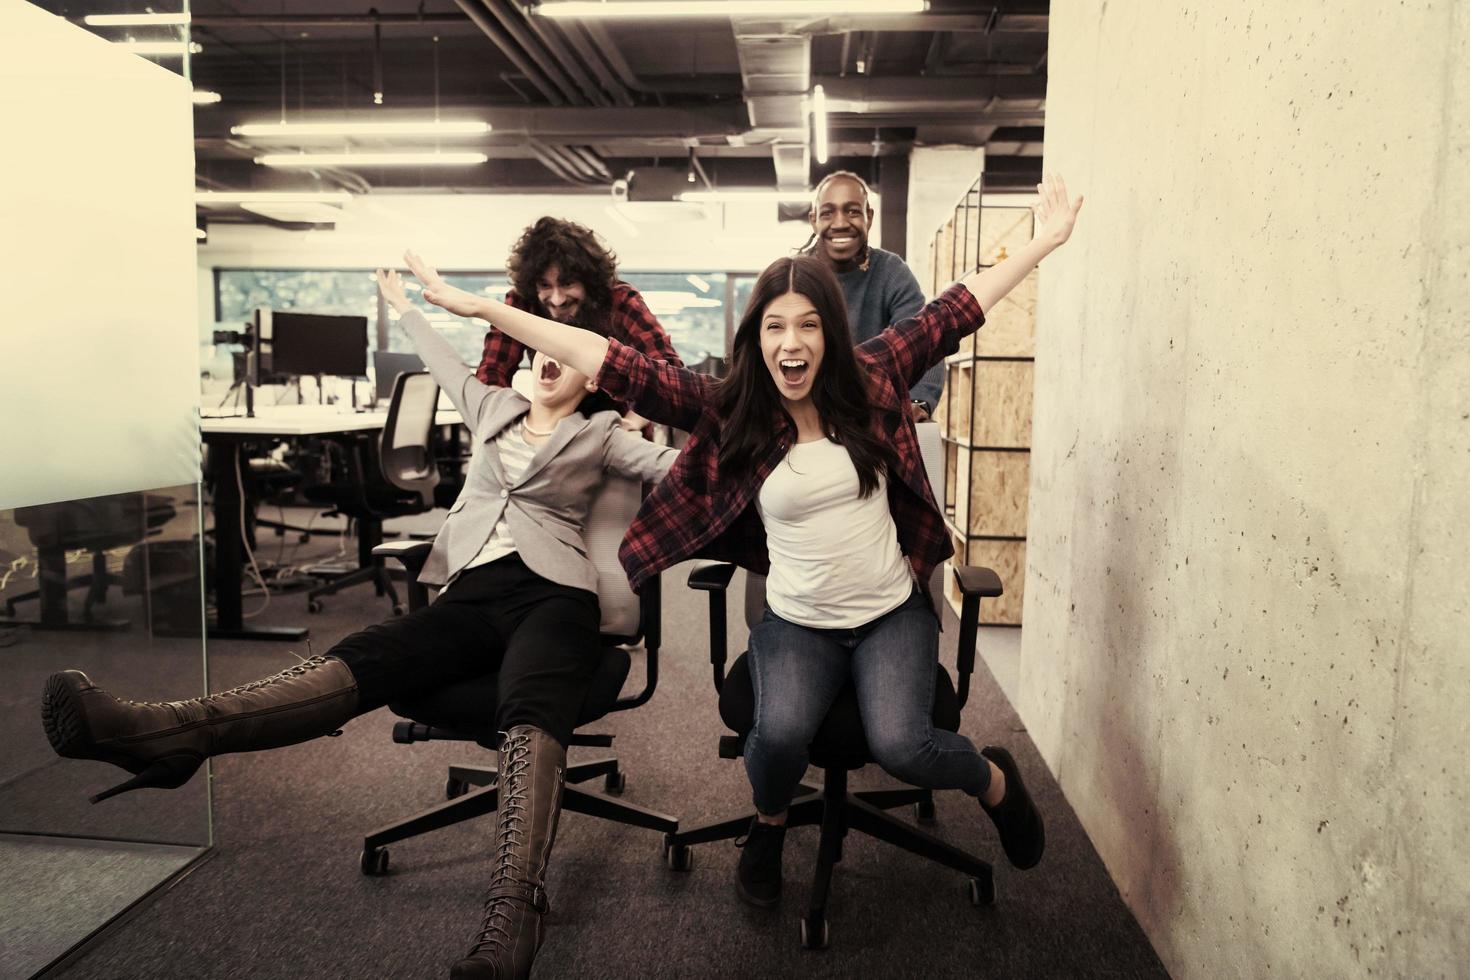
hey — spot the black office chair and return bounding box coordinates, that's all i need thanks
[304,371,440,616]
[662,424,1004,949]
[3,491,176,631]
[356,471,678,875]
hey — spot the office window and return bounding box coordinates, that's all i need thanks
[215,269,737,373]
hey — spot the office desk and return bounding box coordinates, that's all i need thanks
[199,407,460,642]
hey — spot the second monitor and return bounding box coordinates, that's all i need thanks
[266,311,369,379]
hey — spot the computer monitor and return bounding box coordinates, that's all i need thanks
[373,350,426,403]
[262,310,369,378]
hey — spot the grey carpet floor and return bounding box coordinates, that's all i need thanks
[4,519,1168,980]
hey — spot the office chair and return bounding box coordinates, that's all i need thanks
[356,470,677,875]
[663,423,1004,949]
[303,371,440,616]
[3,491,176,631]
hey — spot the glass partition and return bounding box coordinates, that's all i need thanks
[1,4,209,976]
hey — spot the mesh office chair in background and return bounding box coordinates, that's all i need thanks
[356,470,677,875]
[303,370,440,616]
[663,423,1005,949]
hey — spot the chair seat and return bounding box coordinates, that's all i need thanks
[304,482,423,517]
[717,651,961,771]
[388,646,632,743]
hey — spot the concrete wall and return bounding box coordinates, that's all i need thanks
[1021,2,1469,977]
[906,145,985,297]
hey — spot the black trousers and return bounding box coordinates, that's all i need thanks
[328,554,602,747]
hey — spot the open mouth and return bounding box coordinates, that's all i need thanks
[826,235,856,249]
[778,358,809,387]
[540,359,563,383]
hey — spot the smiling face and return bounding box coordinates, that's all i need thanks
[535,262,587,323]
[810,176,872,270]
[529,349,596,410]
[759,291,827,406]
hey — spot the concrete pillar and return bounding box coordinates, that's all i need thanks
[906,145,985,297]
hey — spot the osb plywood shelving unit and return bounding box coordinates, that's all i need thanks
[931,177,1036,626]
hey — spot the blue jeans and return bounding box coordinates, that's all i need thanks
[743,588,991,816]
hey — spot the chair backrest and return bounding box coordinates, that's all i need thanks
[378,370,441,508]
[742,421,948,628]
[584,470,644,638]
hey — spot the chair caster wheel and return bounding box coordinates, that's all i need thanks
[800,915,828,950]
[663,836,693,872]
[968,875,994,906]
[392,604,405,616]
[604,770,626,795]
[915,797,936,824]
[360,847,390,876]
[307,599,324,614]
[446,777,469,799]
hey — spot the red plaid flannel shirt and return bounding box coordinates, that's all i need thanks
[596,282,985,592]
[475,282,684,405]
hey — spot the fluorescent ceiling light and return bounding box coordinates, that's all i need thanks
[193,90,222,105]
[241,202,345,224]
[811,84,829,165]
[685,274,711,293]
[679,189,811,203]
[113,40,201,56]
[256,151,488,168]
[85,13,191,26]
[195,191,353,205]
[538,0,926,17]
[232,120,491,138]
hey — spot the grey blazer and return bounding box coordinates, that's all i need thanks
[400,309,677,593]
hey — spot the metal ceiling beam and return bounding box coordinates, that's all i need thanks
[452,0,566,105]
[479,0,593,106]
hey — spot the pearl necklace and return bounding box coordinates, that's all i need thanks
[521,417,556,437]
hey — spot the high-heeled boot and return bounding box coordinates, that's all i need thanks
[452,725,566,980]
[41,655,359,803]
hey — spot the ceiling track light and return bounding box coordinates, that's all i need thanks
[84,13,192,27]
[231,121,490,138]
[255,151,489,168]
[678,189,812,203]
[535,0,926,17]
[811,84,829,165]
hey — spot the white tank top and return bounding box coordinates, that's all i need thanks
[756,436,914,628]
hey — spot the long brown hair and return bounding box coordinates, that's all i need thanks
[714,255,895,495]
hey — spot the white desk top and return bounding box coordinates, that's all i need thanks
[199,406,461,437]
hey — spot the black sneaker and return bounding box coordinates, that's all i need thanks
[734,818,786,907]
[979,746,1045,870]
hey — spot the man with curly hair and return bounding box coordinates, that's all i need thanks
[476,216,684,431]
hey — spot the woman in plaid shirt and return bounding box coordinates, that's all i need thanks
[407,174,1084,906]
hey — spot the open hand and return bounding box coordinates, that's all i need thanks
[1034,173,1084,248]
[375,269,414,315]
[403,250,483,318]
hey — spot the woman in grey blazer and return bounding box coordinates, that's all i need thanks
[40,271,679,980]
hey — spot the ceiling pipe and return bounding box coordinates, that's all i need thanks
[566,146,613,180]
[478,0,586,106]
[452,0,566,106]
[528,142,590,184]
[556,21,636,107]
[513,5,614,108]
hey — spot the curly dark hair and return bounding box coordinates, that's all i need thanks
[506,217,618,326]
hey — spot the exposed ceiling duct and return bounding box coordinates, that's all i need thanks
[731,17,813,192]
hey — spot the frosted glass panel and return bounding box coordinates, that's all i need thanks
[0,2,200,510]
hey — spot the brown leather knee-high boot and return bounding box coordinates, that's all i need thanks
[452,725,566,980]
[41,655,359,803]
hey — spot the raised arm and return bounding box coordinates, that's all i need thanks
[859,173,1084,387]
[377,269,494,425]
[404,251,609,379]
[886,262,944,412]
[959,173,1083,315]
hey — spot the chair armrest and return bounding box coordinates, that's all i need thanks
[953,564,1003,598]
[687,561,737,592]
[372,540,433,611]
[686,561,737,693]
[951,564,1003,710]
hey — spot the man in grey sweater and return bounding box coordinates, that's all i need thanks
[802,170,943,421]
